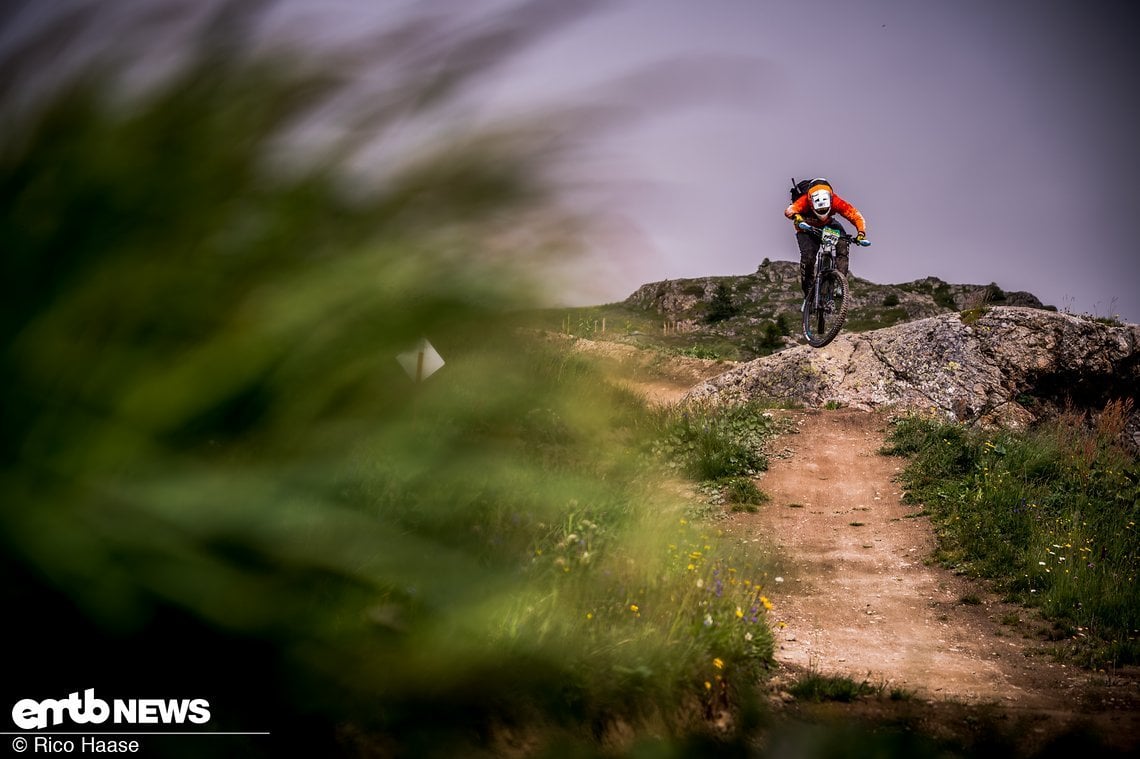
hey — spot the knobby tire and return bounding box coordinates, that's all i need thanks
[802,270,848,348]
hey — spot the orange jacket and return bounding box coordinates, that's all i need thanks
[785,193,866,235]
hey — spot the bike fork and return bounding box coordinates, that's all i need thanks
[804,288,819,313]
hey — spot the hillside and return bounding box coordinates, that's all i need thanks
[624,259,1048,325]
[537,258,1052,362]
[534,263,1140,441]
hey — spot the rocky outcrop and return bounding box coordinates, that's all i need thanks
[685,307,1140,428]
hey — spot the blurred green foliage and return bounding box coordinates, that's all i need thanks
[0,3,777,755]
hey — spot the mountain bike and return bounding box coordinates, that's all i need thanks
[797,222,871,348]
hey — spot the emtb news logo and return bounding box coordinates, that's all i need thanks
[10,689,210,730]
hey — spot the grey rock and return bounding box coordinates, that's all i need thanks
[685,307,1140,427]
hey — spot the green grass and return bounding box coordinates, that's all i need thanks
[883,404,1140,666]
[933,283,958,310]
[524,301,795,361]
[677,344,733,360]
[959,306,989,325]
[844,307,911,332]
[647,400,777,481]
[528,303,661,339]
[721,476,770,512]
[789,671,880,702]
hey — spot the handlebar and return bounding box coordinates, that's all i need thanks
[797,221,871,247]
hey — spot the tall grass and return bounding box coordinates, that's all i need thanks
[883,402,1140,666]
[0,3,776,754]
[646,400,775,481]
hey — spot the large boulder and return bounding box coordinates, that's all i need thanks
[685,307,1140,428]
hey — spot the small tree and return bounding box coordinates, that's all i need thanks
[761,321,782,348]
[706,282,739,323]
[775,312,792,336]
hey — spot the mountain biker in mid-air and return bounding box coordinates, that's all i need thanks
[784,178,868,299]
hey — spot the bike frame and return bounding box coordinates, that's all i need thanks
[798,223,869,304]
[809,227,843,313]
[797,222,870,347]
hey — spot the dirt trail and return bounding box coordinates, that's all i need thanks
[723,409,1140,744]
[752,409,1047,702]
[602,339,1139,749]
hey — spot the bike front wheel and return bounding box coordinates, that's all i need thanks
[802,270,849,348]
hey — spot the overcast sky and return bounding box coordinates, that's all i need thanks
[468,0,1140,322]
[8,0,1139,322]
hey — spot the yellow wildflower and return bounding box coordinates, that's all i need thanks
[713,658,724,670]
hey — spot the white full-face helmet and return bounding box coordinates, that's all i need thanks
[809,186,832,219]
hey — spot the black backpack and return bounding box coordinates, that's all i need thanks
[790,177,832,202]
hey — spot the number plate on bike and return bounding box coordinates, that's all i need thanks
[821,228,840,241]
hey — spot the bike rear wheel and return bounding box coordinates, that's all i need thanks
[802,270,849,348]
